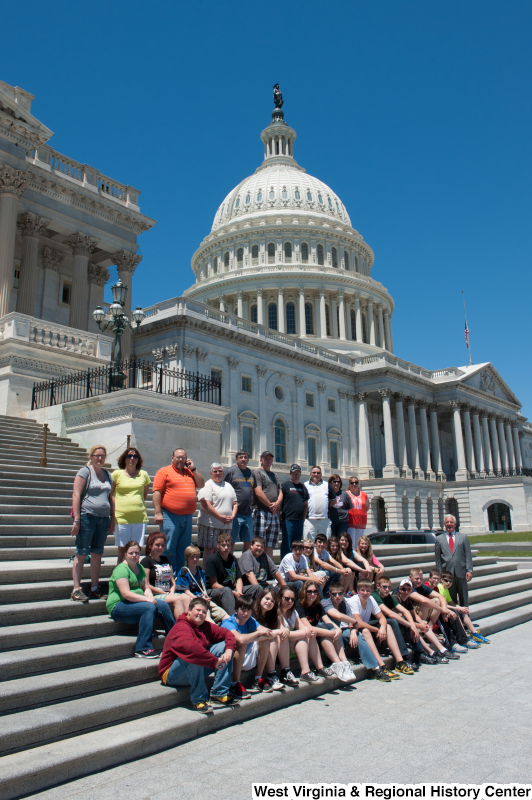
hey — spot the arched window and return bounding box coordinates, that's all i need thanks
[301,242,309,263]
[318,193,324,204]
[305,302,314,335]
[284,242,292,263]
[268,302,278,330]
[257,190,263,202]
[282,187,288,200]
[237,248,243,267]
[224,252,230,269]
[332,247,338,268]
[245,194,251,205]
[328,197,333,208]
[235,197,240,209]
[251,244,259,266]
[269,187,275,200]
[286,302,296,334]
[251,304,257,323]
[344,251,349,270]
[354,254,359,272]
[307,190,313,202]
[295,188,301,200]
[317,244,324,266]
[325,305,331,337]
[275,140,279,155]
[267,243,275,264]
[212,257,218,275]
[274,419,286,464]
[350,308,356,339]
[336,306,340,335]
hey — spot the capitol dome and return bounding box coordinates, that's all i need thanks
[184,102,395,357]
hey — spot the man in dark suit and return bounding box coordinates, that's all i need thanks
[435,515,473,605]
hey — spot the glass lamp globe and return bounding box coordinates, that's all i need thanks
[132,306,146,325]
[110,302,123,317]
[111,279,128,306]
[92,306,106,324]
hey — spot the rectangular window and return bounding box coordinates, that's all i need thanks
[241,375,252,393]
[330,441,338,470]
[328,398,336,413]
[61,281,72,305]
[306,392,314,408]
[242,426,253,458]
[211,368,222,386]
[307,437,317,468]
[13,267,20,289]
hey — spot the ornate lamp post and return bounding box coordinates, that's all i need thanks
[92,279,145,384]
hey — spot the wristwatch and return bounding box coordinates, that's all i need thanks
[191,467,197,472]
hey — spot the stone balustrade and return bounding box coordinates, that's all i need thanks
[0,312,112,360]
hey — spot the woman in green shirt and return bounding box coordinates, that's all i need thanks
[106,540,175,658]
[111,447,151,563]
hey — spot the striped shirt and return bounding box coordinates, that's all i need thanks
[152,464,197,516]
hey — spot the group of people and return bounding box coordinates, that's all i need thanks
[69,443,490,714]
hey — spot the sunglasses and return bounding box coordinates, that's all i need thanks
[306,589,318,595]
[126,453,138,459]
[329,591,344,597]
[349,481,359,485]
[283,596,295,602]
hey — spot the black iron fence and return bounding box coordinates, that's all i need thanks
[31,359,221,410]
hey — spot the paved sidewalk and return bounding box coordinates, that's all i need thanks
[30,621,532,800]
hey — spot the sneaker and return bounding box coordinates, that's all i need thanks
[315,667,335,679]
[471,631,491,644]
[230,681,251,700]
[70,588,89,603]
[442,649,460,660]
[383,668,401,680]
[194,701,213,714]
[370,667,392,682]
[210,694,240,707]
[88,587,107,600]
[451,644,468,654]
[300,671,323,683]
[419,653,438,665]
[465,640,481,649]
[279,668,299,688]
[330,662,346,679]
[339,662,356,682]
[266,672,284,691]
[395,661,415,675]
[405,659,420,671]
[134,648,159,659]
[252,676,273,693]
[432,651,449,664]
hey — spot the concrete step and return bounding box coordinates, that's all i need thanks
[0,464,86,478]
[473,601,532,636]
[0,477,78,490]
[0,504,75,515]
[0,436,86,453]
[0,615,134,649]
[469,589,532,621]
[0,581,110,605]
[373,544,434,557]
[0,597,109,625]
[468,577,532,606]
[0,451,87,464]
[474,542,532,552]
[0,487,73,498]
[0,545,119,561]
[0,560,117,585]
[467,565,525,591]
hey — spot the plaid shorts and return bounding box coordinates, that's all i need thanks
[252,507,280,548]
[197,525,231,549]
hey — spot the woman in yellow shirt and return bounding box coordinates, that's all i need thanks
[112,447,151,563]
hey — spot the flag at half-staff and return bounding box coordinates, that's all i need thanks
[462,290,472,366]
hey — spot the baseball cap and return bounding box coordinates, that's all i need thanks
[260,450,274,459]
[289,463,301,472]
[399,579,413,588]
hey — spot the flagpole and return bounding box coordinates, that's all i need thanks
[462,290,472,366]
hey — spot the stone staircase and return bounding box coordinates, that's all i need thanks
[1,413,532,799]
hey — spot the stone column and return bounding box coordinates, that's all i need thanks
[394,393,412,478]
[512,424,522,471]
[339,390,351,471]
[505,420,515,473]
[87,264,110,334]
[355,296,363,342]
[450,401,468,480]
[497,417,508,473]
[237,291,243,319]
[471,408,485,473]
[462,406,477,474]
[338,292,346,340]
[428,404,444,478]
[489,415,501,473]
[319,288,327,338]
[277,287,285,333]
[257,366,267,454]
[384,311,394,353]
[348,393,358,468]
[295,377,306,464]
[377,305,385,350]
[407,398,423,479]
[257,288,264,325]
[67,233,96,331]
[41,246,64,318]
[227,357,239,459]
[367,300,375,345]
[345,296,352,340]
[519,432,527,469]
[380,389,399,477]
[112,250,142,359]
[15,213,49,316]
[298,287,306,338]
[219,296,225,312]
[0,166,27,317]
[481,414,494,475]
[318,382,329,468]
[418,402,435,480]
[356,392,372,479]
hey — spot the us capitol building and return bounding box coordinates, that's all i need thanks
[1,78,531,534]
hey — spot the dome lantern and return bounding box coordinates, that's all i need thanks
[259,107,298,169]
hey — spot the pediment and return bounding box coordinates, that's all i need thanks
[460,363,520,406]
[0,83,53,149]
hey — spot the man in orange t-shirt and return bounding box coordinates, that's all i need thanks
[346,476,370,549]
[153,449,205,575]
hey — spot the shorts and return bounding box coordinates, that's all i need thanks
[303,518,330,541]
[252,508,280,548]
[76,514,109,556]
[231,513,254,544]
[197,524,230,549]
[116,522,147,548]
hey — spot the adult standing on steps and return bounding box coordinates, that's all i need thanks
[346,475,370,549]
[304,466,335,541]
[435,514,473,606]
[152,449,205,576]
[70,445,115,602]
[112,447,151,564]
[224,449,256,554]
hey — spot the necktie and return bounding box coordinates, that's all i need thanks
[449,533,454,553]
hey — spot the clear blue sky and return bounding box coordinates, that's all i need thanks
[2,1,531,415]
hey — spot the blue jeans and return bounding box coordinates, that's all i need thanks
[161,509,192,575]
[111,597,175,652]
[341,628,379,670]
[164,641,232,704]
[280,518,304,558]
[75,514,109,556]
[231,513,254,544]
[329,520,349,538]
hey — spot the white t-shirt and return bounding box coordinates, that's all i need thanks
[347,594,381,624]
[315,548,330,562]
[305,480,330,519]
[282,609,299,630]
[279,553,309,581]
[197,479,237,529]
